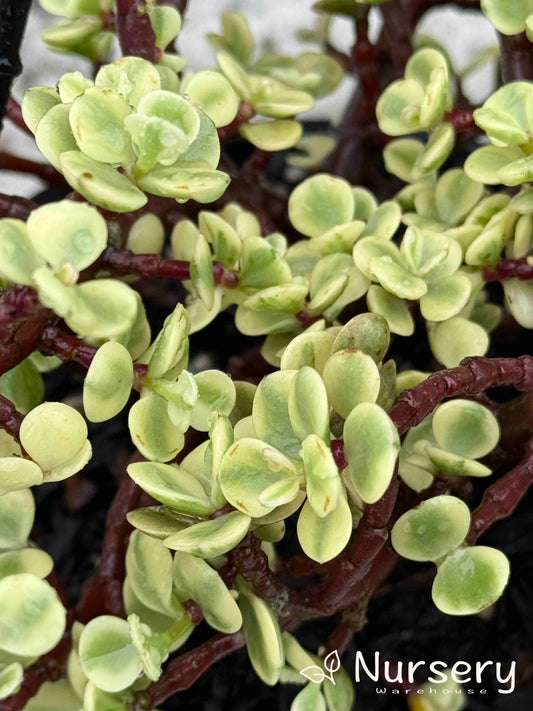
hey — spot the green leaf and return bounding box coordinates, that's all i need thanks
[21,86,60,133]
[239,236,292,291]
[480,0,533,35]
[95,57,161,108]
[199,211,241,268]
[128,392,185,462]
[27,200,107,272]
[20,401,89,478]
[126,506,192,540]
[219,437,299,517]
[149,5,182,49]
[391,495,471,561]
[432,546,510,615]
[343,403,400,504]
[79,616,141,693]
[322,349,381,419]
[428,317,489,367]
[0,358,44,415]
[432,399,499,459]
[184,70,239,128]
[138,166,230,203]
[60,151,147,212]
[147,303,190,379]
[297,495,352,563]
[289,174,354,238]
[127,460,213,516]
[367,285,415,337]
[173,551,242,633]
[419,273,472,321]
[238,583,284,686]
[291,682,326,711]
[190,370,236,432]
[0,489,35,549]
[0,458,43,496]
[0,574,66,657]
[301,435,342,517]
[332,313,390,363]
[35,102,78,171]
[435,169,484,226]
[125,530,176,616]
[69,87,134,165]
[288,367,330,442]
[253,370,302,459]
[280,331,335,373]
[240,120,303,151]
[0,662,23,701]
[164,510,251,557]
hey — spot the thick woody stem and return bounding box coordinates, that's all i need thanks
[116,0,159,62]
[0,393,23,438]
[0,0,32,131]
[499,32,533,82]
[468,437,533,543]
[0,192,35,219]
[142,632,245,709]
[76,475,143,621]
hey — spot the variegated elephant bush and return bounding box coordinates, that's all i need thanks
[1,1,533,710]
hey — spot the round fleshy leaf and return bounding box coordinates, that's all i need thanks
[238,236,292,291]
[238,583,284,686]
[20,402,88,475]
[503,279,533,328]
[480,0,533,35]
[57,71,93,103]
[243,284,308,315]
[83,683,129,711]
[210,12,255,64]
[0,489,35,549]
[173,551,242,633]
[127,213,165,255]
[435,169,484,227]
[291,681,326,711]
[310,253,370,321]
[302,435,342,518]
[416,122,456,175]
[27,201,107,272]
[428,317,489,367]
[219,438,299,517]
[126,506,193,540]
[198,211,241,268]
[79,616,141,693]
[425,446,492,478]
[280,331,335,374]
[432,546,510,616]
[69,87,134,165]
[367,285,415,337]
[146,303,190,379]
[185,70,239,128]
[149,4,182,49]
[419,273,472,322]
[0,458,43,496]
[391,495,471,562]
[0,548,53,581]
[189,370,236,432]
[473,82,532,146]
[297,495,352,563]
[0,662,23,701]
[164,510,251,558]
[138,166,230,203]
[289,174,354,239]
[252,370,302,459]
[59,151,147,212]
[322,349,381,419]
[83,342,133,423]
[343,403,400,504]
[0,574,66,657]
[127,461,213,516]
[432,399,499,459]
[240,120,302,151]
[128,393,184,462]
[21,86,60,133]
[0,358,44,415]
[332,313,390,364]
[288,367,330,443]
[464,144,523,185]
[0,219,45,286]
[35,103,78,171]
[383,138,424,182]
[376,78,425,136]
[94,57,162,108]
[125,530,176,616]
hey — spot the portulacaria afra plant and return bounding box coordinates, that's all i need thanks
[1,0,533,710]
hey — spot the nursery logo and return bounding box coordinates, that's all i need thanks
[300,651,516,696]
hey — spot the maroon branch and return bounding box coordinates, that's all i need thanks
[102,246,239,287]
[468,436,533,543]
[0,192,35,219]
[0,393,23,438]
[116,0,159,62]
[482,257,533,283]
[76,475,143,621]
[499,32,533,82]
[445,107,480,133]
[5,96,31,135]
[0,153,68,188]
[0,285,52,377]
[142,632,245,709]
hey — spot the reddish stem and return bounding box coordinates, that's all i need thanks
[499,32,533,82]
[468,437,533,543]
[0,192,35,219]
[482,257,533,283]
[102,246,238,287]
[217,101,255,143]
[0,393,23,438]
[116,0,159,62]
[5,96,31,135]
[0,153,68,187]
[444,107,479,133]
